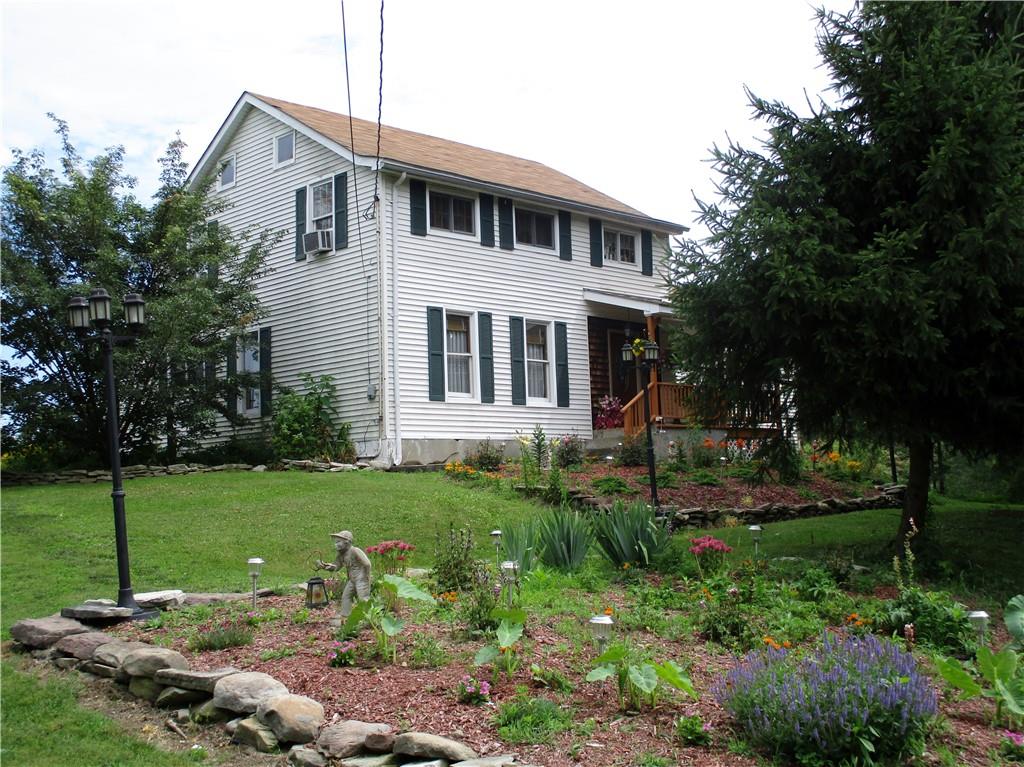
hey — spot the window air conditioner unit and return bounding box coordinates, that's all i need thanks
[303,229,332,255]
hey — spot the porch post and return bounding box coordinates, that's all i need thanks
[646,315,659,419]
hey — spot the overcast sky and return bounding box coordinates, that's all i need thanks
[2,0,853,237]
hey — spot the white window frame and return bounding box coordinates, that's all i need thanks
[602,226,639,267]
[525,319,553,405]
[427,187,477,238]
[237,330,260,417]
[307,176,335,248]
[444,308,477,400]
[274,130,295,168]
[217,154,236,191]
[513,205,557,250]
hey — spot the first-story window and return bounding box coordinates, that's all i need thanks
[446,312,473,395]
[526,321,549,399]
[603,228,636,264]
[430,191,475,234]
[218,154,236,190]
[515,208,555,248]
[238,331,260,415]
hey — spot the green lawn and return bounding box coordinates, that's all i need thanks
[0,470,543,634]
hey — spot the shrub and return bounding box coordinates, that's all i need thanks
[502,519,539,573]
[188,622,254,652]
[713,634,937,765]
[591,501,669,569]
[432,526,476,593]
[457,564,500,633]
[493,696,572,744]
[687,469,721,486]
[271,374,356,462]
[879,586,973,656]
[754,437,801,484]
[551,433,585,468]
[537,508,593,571]
[466,438,504,471]
[593,395,624,430]
[617,436,647,467]
[676,714,713,746]
[592,475,633,495]
[408,634,449,668]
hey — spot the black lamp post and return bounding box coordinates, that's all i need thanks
[67,288,157,621]
[621,340,661,509]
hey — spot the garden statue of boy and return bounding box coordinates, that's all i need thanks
[317,530,372,620]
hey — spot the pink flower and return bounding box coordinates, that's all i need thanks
[1006,730,1024,747]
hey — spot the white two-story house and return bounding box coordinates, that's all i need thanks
[189,92,686,466]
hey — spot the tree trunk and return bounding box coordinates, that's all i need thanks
[935,442,946,494]
[888,435,898,484]
[898,436,932,544]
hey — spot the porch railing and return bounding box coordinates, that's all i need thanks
[621,382,781,438]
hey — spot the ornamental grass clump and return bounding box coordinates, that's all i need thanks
[713,633,937,766]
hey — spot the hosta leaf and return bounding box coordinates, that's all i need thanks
[594,644,627,664]
[474,645,499,666]
[381,574,434,603]
[586,664,616,682]
[496,620,524,649]
[628,664,658,695]
[653,659,697,699]
[933,655,982,698]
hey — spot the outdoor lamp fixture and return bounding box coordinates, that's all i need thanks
[605,455,614,465]
[619,340,662,509]
[65,288,156,620]
[588,615,614,653]
[967,610,990,646]
[500,560,520,607]
[305,576,329,609]
[247,557,264,610]
[748,525,764,559]
[490,529,502,569]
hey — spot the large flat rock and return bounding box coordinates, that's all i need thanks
[213,672,288,714]
[394,733,477,762]
[94,640,150,669]
[317,721,392,759]
[134,590,186,608]
[61,603,134,621]
[257,693,324,745]
[54,631,115,660]
[122,647,188,678]
[154,667,240,693]
[10,615,89,648]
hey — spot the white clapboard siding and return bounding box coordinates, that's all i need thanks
[389,176,673,442]
[208,106,384,455]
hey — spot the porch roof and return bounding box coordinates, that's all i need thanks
[582,288,675,317]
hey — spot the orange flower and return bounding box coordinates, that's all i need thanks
[782,640,792,648]
[604,607,613,616]
[702,438,714,448]
[736,438,746,449]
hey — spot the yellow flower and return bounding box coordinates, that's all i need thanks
[622,563,631,570]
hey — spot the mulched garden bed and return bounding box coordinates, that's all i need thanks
[108,587,1009,767]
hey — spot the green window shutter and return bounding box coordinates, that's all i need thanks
[498,198,514,250]
[479,312,494,403]
[410,180,427,236]
[294,188,307,261]
[479,193,495,247]
[207,220,219,283]
[509,316,526,405]
[589,218,603,267]
[204,353,216,387]
[641,229,653,276]
[225,339,238,418]
[555,322,569,407]
[558,211,572,261]
[259,326,272,417]
[333,172,348,249]
[427,306,445,401]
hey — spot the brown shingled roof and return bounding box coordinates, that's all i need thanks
[253,93,647,219]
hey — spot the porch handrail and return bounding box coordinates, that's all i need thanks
[620,382,782,438]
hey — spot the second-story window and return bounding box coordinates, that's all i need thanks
[311,179,333,233]
[218,155,236,190]
[515,208,555,248]
[603,229,637,264]
[275,131,295,167]
[430,192,475,234]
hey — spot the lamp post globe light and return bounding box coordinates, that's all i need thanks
[620,340,661,509]
[66,289,156,620]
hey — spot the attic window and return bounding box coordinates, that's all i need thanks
[274,131,294,167]
[218,155,236,190]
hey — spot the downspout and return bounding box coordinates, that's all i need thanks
[390,172,407,466]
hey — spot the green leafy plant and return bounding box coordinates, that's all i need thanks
[432,525,476,593]
[933,645,1024,726]
[686,469,721,486]
[502,519,539,574]
[187,622,254,652]
[676,714,713,746]
[616,436,647,467]
[339,574,434,663]
[474,619,525,678]
[259,646,296,661]
[408,634,449,669]
[466,438,504,471]
[537,508,593,571]
[591,475,633,495]
[543,465,567,505]
[530,424,549,469]
[1007,595,1024,651]
[551,433,585,468]
[457,564,501,633]
[272,374,355,462]
[493,695,572,744]
[585,643,696,711]
[530,663,574,693]
[591,500,669,569]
